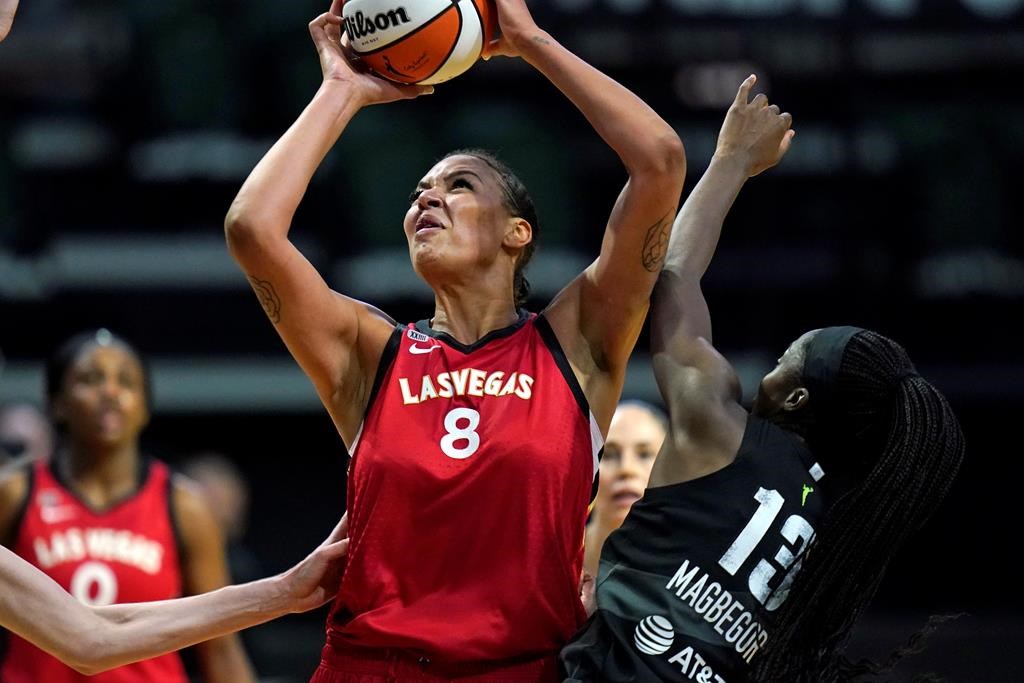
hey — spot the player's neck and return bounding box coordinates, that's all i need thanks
[429,285,519,345]
[593,518,620,545]
[63,443,141,502]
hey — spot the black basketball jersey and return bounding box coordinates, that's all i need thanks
[562,415,827,683]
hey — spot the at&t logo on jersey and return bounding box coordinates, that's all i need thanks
[634,615,675,655]
[634,612,728,682]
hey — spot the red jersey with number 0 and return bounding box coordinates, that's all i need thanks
[325,311,602,663]
[1,459,188,683]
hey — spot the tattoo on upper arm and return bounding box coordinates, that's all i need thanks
[641,214,672,272]
[532,35,551,46]
[248,277,282,324]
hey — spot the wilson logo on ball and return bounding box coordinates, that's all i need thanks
[342,0,496,85]
[344,8,411,39]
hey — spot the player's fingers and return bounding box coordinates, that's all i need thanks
[406,84,435,98]
[779,112,793,129]
[330,0,345,17]
[482,37,508,60]
[321,538,350,559]
[751,92,768,109]
[735,74,756,105]
[779,129,796,157]
[767,103,780,115]
[309,12,338,44]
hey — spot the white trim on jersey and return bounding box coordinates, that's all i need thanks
[349,422,365,457]
[589,412,605,479]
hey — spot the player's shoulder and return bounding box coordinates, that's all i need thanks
[168,473,221,549]
[0,463,32,542]
[0,463,32,507]
[169,472,205,511]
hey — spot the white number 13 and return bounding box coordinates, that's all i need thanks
[718,487,815,611]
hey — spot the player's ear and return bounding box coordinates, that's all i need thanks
[504,217,532,250]
[783,387,809,412]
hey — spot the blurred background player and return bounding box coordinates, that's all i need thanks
[583,400,667,578]
[0,329,256,683]
[563,76,965,682]
[0,402,54,469]
[182,451,281,674]
[182,452,261,584]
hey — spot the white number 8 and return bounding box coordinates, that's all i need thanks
[440,408,481,460]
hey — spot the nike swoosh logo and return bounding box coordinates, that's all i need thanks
[409,344,440,355]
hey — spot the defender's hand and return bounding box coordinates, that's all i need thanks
[714,75,795,177]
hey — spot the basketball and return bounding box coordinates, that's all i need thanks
[343,0,496,85]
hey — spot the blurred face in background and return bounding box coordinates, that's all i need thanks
[594,404,667,530]
[52,343,149,453]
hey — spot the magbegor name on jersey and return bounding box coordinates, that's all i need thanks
[398,369,535,405]
[633,557,770,682]
[32,527,165,575]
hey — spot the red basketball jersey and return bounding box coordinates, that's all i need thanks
[2,458,188,683]
[325,311,603,663]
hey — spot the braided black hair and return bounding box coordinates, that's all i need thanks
[752,330,965,682]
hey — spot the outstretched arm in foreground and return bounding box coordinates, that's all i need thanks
[0,516,348,675]
[649,75,795,486]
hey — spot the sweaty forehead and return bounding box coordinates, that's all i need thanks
[779,329,819,370]
[419,155,497,185]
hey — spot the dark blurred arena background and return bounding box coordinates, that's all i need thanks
[2,0,1022,680]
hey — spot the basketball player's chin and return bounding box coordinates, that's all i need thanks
[411,249,457,284]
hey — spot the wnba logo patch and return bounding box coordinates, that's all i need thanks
[407,328,430,343]
[634,615,675,655]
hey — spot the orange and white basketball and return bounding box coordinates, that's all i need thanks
[343,0,496,85]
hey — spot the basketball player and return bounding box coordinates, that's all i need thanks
[562,76,965,682]
[223,0,685,677]
[0,0,16,42]
[583,401,667,578]
[0,517,348,674]
[0,330,256,683]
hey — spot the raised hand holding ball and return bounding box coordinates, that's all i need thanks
[342,0,496,85]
